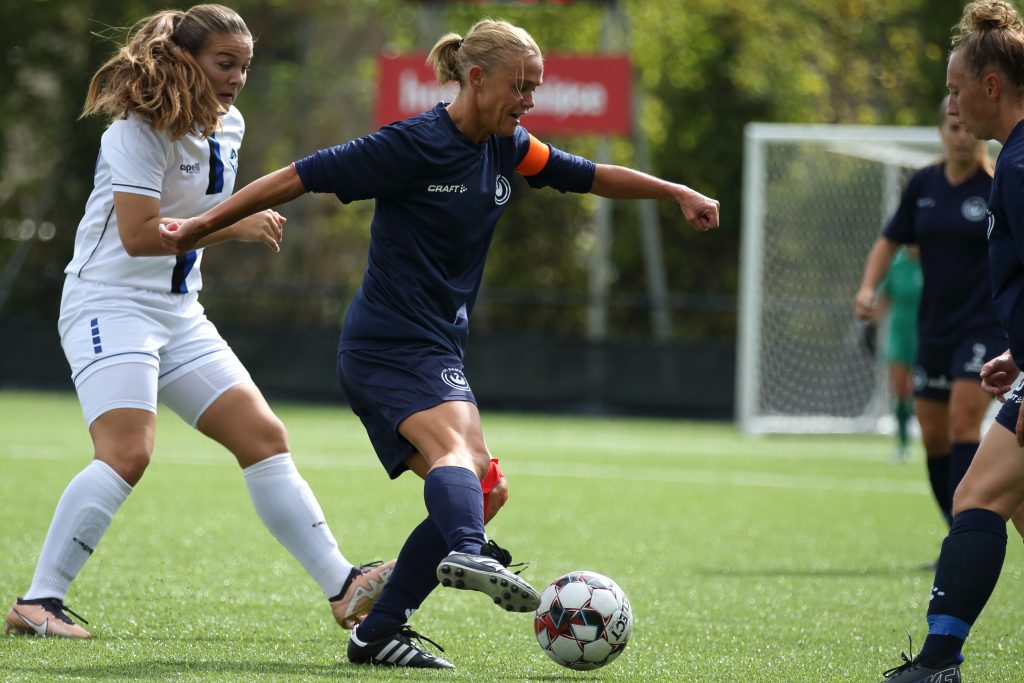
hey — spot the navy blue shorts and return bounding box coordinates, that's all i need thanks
[338,345,476,479]
[912,335,1006,401]
[994,380,1024,433]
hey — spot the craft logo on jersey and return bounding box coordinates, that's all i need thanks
[441,367,470,391]
[962,196,988,222]
[180,162,201,175]
[494,174,511,205]
[428,183,468,194]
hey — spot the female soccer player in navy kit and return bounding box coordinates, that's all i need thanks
[880,2,1024,681]
[160,18,719,669]
[855,96,1002,538]
[4,4,393,640]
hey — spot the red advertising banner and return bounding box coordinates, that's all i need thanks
[376,54,632,136]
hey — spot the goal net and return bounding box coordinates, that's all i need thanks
[736,123,945,435]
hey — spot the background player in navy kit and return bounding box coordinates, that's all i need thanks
[4,4,393,640]
[879,2,1024,681]
[159,17,719,669]
[854,94,1002,542]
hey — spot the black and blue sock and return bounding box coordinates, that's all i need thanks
[355,517,447,641]
[355,466,487,642]
[920,508,1007,666]
[423,465,487,554]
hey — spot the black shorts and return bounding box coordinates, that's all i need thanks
[912,335,1006,401]
[994,379,1024,433]
[338,344,476,479]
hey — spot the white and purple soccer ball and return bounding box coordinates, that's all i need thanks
[533,570,632,670]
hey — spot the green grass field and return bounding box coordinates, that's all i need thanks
[1,390,1022,681]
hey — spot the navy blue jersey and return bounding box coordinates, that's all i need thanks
[882,162,1002,346]
[987,120,1024,369]
[295,103,595,357]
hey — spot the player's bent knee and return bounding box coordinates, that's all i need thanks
[258,416,289,453]
[95,449,152,486]
[229,418,290,465]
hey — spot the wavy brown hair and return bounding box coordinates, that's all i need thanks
[81,4,250,140]
[426,18,541,88]
[951,0,1024,93]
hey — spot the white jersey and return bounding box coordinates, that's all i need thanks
[65,108,244,293]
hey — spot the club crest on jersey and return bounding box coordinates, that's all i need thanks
[441,367,471,391]
[962,196,988,222]
[494,174,511,205]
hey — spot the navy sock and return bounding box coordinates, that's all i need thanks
[423,466,486,555]
[921,508,1007,666]
[926,454,952,526]
[895,399,913,449]
[356,517,447,641]
[948,442,979,503]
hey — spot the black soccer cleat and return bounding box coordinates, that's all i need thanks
[436,539,541,613]
[881,651,961,682]
[347,625,455,669]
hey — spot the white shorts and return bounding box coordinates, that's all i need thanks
[60,276,251,426]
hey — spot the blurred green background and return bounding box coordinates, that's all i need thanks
[0,0,969,416]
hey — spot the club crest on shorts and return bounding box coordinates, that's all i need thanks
[441,367,470,391]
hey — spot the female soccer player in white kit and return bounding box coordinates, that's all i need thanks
[4,4,392,639]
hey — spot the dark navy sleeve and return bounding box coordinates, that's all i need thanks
[513,128,594,193]
[998,162,1024,365]
[294,126,419,203]
[1003,162,1024,268]
[882,168,926,243]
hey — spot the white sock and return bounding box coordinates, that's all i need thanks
[24,460,132,601]
[243,453,352,597]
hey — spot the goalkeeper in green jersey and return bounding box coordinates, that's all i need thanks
[879,246,923,462]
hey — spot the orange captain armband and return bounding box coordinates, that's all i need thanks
[515,134,550,177]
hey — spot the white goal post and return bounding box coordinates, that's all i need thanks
[736,123,946,435]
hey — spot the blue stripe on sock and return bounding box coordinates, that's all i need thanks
[927,614,971,639]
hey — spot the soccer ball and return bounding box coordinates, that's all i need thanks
[533,570,632,670]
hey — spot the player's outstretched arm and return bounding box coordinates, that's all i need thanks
[588,164,720,232]
[160,164,306,255]
[852,236,899,320]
